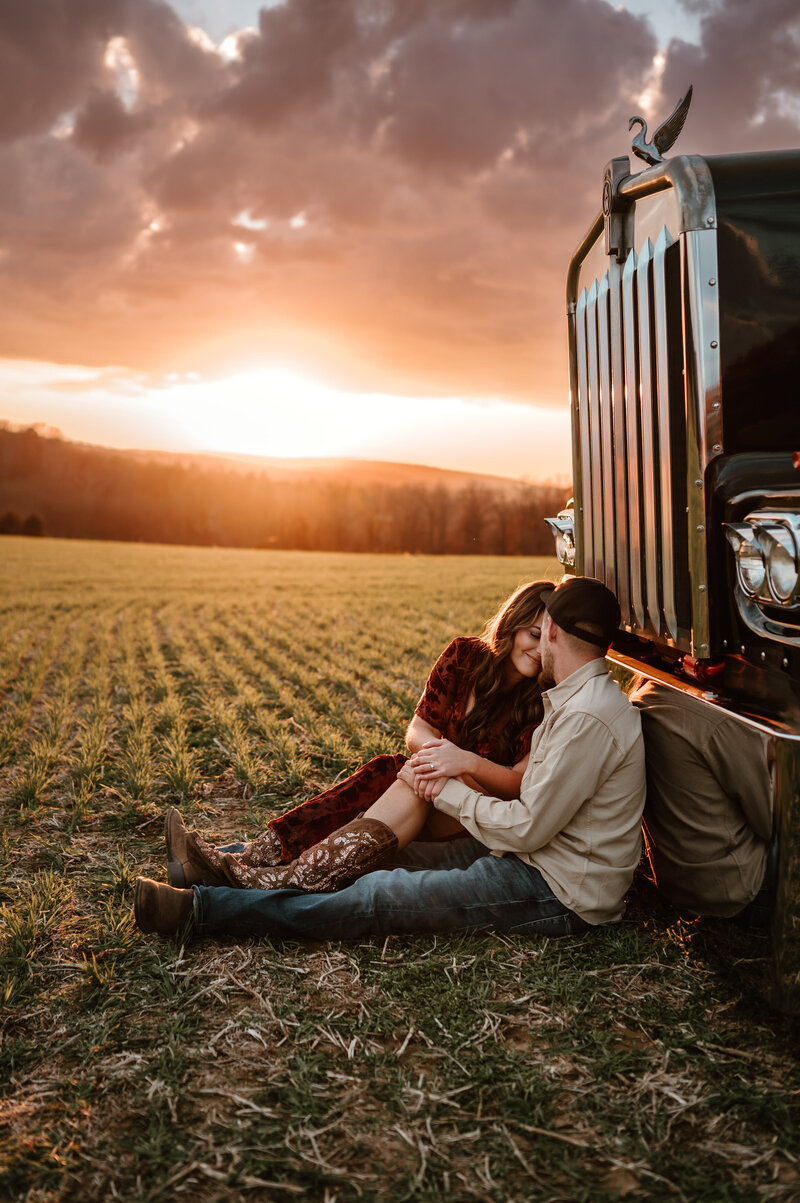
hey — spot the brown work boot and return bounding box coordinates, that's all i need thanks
[134,877,194,935]
[221,817,399,892]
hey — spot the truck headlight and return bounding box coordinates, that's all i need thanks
[545,509,575,569]
[763,526,800,602]
[739,540,767,596]
[725,524,766,596]
[724,512,800,607]
[555,528,575,567]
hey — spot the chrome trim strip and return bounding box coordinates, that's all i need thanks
[609,262,630,623]
[636,237,660,636]
[586,279,602,576]
[622,249,645,632]
[617,155,716,232]
[597,271,616,594]
[682,227,721,655]
[575,286,593,574]
[566,210,604,580]
[653,226,678,642]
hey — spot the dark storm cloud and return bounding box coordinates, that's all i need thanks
[0,0,798,401]
[73,90,154,160]
[0,0,121,140]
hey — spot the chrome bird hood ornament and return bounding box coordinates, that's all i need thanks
[629,85,693,167]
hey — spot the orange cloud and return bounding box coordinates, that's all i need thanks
[0,0,798,408]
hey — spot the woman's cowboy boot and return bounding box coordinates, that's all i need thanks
[165,808,232,888]
[134,877,194,934]
[167,809,286,884]
[237,827,285,868]
[206,817,399,893]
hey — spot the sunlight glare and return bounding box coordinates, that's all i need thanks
[166,368,364,458]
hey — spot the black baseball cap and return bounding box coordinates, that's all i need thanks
[543,576,621,649]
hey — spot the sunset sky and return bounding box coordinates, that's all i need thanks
[1,0,799,481]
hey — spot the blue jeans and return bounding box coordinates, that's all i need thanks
[194,837,592,941]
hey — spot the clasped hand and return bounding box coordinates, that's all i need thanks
[398,739,477,801]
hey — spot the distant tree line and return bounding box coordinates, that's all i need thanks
[0,426,569,555]
[0,510,45,536]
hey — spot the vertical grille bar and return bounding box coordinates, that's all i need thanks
[586,280,603,576]
[636,237,661,636]
[575,287,594,574]
[609,262,630,625]
[622,249,645,633]
[681,229,721,657]
[653,227,678,641]
[597,272,617,594]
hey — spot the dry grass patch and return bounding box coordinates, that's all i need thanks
[1,541,798,1201]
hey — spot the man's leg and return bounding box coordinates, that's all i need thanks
[194,844,591,941]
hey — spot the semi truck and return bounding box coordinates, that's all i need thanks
[546,113,800,1010]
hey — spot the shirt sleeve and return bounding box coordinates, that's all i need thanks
[706,717,773,842]
[434,710,619,853]
[414,638,472,733]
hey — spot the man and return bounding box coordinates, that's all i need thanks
[631,679,774,925]
[134,577,646,940]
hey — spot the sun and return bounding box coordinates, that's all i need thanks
[166,367,358,459]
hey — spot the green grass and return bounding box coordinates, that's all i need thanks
[1,537,798,1201]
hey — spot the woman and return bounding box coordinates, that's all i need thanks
[163,579,552,897]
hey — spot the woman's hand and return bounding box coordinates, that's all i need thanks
[410,739,478,782]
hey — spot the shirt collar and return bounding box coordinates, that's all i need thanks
[542,657,608,712]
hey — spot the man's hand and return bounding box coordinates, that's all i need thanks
[398,760,446,802]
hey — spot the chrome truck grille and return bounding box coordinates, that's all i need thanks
[564,156,724,658]
[575,230,689,642]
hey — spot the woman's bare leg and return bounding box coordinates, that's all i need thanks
[363,771,488,847]
[409,771,486,841]
[362,779,433,848]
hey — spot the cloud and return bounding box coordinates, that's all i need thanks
[0,0,798,407]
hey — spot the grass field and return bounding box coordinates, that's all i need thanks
[1,537,798,1202]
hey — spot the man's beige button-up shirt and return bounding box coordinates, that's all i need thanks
[435,658,646,925]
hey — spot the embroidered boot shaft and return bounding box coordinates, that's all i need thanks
[189,817,399,893]
[237,828,285,868]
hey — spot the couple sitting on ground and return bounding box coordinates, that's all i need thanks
[135,574,649,942]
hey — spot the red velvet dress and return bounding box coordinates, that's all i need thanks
[268,638,534,861]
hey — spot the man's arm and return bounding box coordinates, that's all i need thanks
[433,711,616,854]
[707,718,773,842]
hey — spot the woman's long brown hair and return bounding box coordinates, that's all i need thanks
[455,579,554,764]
